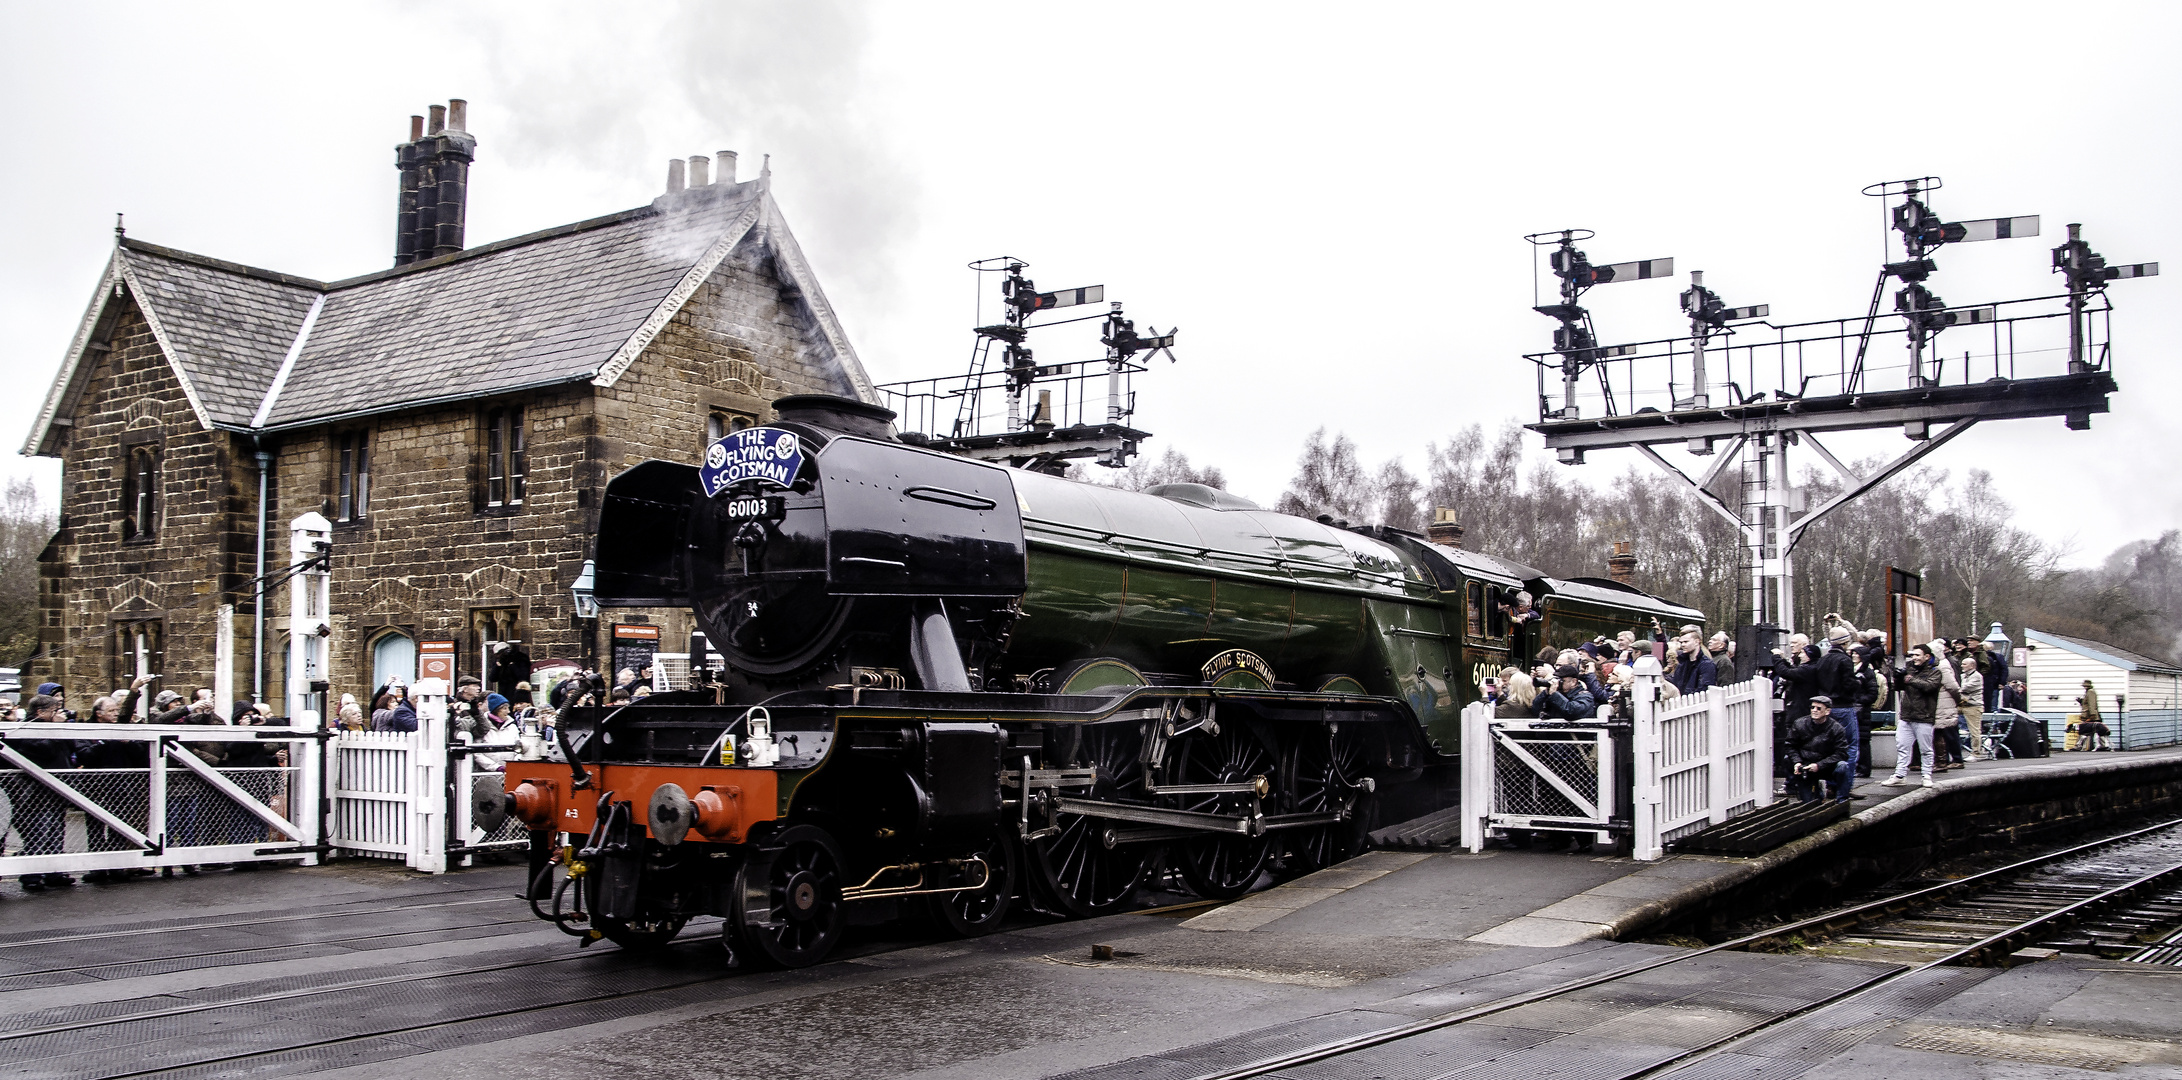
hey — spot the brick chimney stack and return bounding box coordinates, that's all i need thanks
[1608,541,1637,585]
[393,100,476,266]
[1426,506,1464,549]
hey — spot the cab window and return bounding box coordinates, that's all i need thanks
[1466,582,1486,637]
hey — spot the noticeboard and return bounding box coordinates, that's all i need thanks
[419,640,457,685]
[611,624,661,682]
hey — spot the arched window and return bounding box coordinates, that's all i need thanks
[372,632,417,692]
[121,445,159,541]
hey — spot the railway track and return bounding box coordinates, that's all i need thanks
[14,821,2182,1080]
[1072,817,2182,1080]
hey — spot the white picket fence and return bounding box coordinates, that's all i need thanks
[1628,666,1775,860]
[1458,658,1775,861]
[330,707,528,872]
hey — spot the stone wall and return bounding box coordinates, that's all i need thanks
[252,243,852,703]
[33,300,256,700]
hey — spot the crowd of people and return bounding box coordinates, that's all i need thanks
[1480,618,1733,725]
[1767,617,2020,804]
[3,677,287,889]
[1473,608,2041,808]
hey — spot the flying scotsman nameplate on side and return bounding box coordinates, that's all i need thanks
[700,427,805,496]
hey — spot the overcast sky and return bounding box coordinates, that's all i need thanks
[3,2,2176,568]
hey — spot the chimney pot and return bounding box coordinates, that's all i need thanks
[446,99,466,133]
[410,115,425,141]
[1425,506,1464,549]
[666,158,686,194]
[1607,540,1638,585]
[688,155,710,188]
[716,150,737,184]
[428,104,446,136]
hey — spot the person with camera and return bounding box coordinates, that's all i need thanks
[1785,694,1852,803]
[1882,643,1945,788]
[448,676,491,742]
[1533,664,1598,721]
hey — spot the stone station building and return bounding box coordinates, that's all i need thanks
[22,103,876,710]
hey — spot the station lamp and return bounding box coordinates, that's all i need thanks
[1983,621,2011,664]
[571,560,600,620]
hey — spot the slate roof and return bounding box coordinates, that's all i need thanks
[120,249,320,427]
[2027,629,2182,675]
[27,178,868,452]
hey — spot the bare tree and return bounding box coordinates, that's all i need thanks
[1088,446,1229,493]
[1274,428,1376,524]
[0,478,55,668]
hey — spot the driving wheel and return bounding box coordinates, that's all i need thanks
[1026,720,1152,917]
[1283,723,1371,874]
[733,824,847,968]
[1165,719,1276,900]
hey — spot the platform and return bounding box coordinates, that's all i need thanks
[1188,741,2182,948]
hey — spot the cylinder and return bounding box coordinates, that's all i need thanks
[666,158,685,194]
[688,155,710,188]
[428,104,446,136]
[446,98,467,132]
[716,150,737,184]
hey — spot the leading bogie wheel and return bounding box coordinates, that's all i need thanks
[928,825,1019,937]
[1165,719,1277,900]
[733,824,848,968]
[1026,720,1152,917]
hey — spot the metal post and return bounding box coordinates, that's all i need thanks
[253,448,270,704]
[1686,271,1710,408]
[285,513,332,725]
[1630,655,1663,860]
[2065,223,2087,372]
[412,676,449,873]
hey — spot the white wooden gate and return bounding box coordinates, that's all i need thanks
[0,721,324,876]
[1459,702,1620,850]
[1628,659,1775,860]
[330,689,531,872]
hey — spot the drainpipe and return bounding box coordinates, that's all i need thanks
[254,442,272,703]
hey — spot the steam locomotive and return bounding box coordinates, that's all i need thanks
[492,395,1699,967]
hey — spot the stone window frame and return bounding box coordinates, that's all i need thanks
[361,625,419,697]
[333,427,373,526]
[109,618,165,703]
[705,408,758,447]
[117,430,162,544]
[479,405,528,516]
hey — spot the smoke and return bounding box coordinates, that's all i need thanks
[451,1,918,309]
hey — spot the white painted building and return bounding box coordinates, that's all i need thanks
[2020,628,2182,750]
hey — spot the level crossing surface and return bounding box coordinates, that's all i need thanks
[0,744,2176,1079]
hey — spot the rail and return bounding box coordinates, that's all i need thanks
[1165,815,2182,1080]
[1525,290,2112,423]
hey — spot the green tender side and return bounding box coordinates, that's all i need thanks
[1001,472,1461,741]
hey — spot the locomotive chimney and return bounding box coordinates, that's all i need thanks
[1426,507,1464,549]
[1608,540,1637,585]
